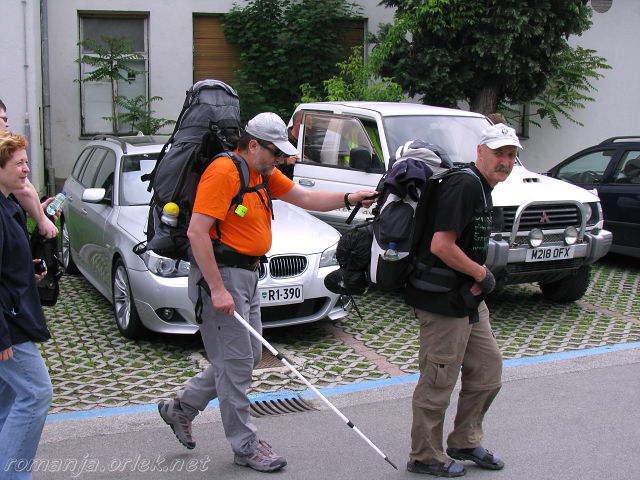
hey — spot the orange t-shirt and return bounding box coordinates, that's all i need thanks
[192,153,294,256]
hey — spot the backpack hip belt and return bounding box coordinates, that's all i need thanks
[213,241,264,270]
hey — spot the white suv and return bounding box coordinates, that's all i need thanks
[287,102,613,302]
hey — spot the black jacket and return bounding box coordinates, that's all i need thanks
[0,194,50,350]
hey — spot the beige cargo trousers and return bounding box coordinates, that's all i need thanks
[409,301,503,465]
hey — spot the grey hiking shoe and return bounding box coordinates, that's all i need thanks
[234,440,287,472]
[158,399,195,449]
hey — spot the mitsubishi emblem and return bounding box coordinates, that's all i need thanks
[540,211,551,223]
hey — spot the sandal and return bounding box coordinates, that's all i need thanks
[447,446,504,470]
[407,458,466,477]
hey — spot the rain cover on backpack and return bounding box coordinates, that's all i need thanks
[369,140,453,291]
[138,79,242,261]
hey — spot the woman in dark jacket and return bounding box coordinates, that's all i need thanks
[0,131,53,479]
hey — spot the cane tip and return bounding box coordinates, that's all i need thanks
[385,457,398,470]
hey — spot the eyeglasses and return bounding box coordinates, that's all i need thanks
[259,141,286,158]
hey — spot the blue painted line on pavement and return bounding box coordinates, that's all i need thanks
[46,341,640,424]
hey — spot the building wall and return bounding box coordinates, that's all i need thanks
[1,0,45,193]
[520,0,640,173]
[45,0,396,184]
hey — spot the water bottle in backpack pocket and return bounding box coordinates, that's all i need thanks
[369,194,416,291]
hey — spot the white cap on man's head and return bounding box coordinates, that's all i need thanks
[479,123,523,150]
[245,112,297,156]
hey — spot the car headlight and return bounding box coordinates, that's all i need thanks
[319,242,339,267]
[142,251,190,277]
[585,202,602,226]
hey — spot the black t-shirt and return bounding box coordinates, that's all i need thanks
[404,165,493,317]
[432,164,493,265]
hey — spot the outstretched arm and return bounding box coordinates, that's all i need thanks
[279,184,377,212]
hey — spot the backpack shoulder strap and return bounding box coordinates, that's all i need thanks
[211,151,273,219]
[460,167,488,208]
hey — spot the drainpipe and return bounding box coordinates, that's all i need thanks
[40,0,55,195]
[22,0,31,166]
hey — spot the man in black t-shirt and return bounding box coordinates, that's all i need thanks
[406,124,522,477]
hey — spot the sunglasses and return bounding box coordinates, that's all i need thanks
[259,142,287,158]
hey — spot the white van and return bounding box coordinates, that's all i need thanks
[287,102,612,302]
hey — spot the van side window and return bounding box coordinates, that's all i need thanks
[300,113,382,172]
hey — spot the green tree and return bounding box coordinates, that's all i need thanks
[223,0,363,120]
[107,95,175,135]
[371,0,610,127]
[76,36,145,133]
[301,46,403,102]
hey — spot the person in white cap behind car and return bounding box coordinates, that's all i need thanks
[158,112,376,473]
[404,123,522,477]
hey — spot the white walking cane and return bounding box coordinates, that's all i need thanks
[232,311,398,470]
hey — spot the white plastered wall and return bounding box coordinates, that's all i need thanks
[1,0,45,193]
[520,0,640,173]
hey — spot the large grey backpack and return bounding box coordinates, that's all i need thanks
[135,79,243,261]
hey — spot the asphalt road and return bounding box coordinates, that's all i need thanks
[34,344,640,479]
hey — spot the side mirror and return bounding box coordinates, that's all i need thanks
[82,188,107,203]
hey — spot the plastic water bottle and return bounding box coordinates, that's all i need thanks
[383,241,399,261]
[46,191,66,216]
[161,202,180,227]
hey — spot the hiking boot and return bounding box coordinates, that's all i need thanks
[234,440,287,472]
[158,398,195,449]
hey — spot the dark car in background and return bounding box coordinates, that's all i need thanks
[547,136,640,258]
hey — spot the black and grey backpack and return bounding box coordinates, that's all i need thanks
[135,79,263,261]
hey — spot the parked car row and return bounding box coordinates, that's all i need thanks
[61,102,634,339]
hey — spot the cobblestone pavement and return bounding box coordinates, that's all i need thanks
[40,254,639,414]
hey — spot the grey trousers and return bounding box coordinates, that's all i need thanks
[409,301,503,465]
[178,264,262,456]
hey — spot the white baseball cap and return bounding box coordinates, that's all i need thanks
[245,112,298,156]
[479,123,523,150]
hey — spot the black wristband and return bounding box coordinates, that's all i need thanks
[344,193,351,210]
[479,266,496,294]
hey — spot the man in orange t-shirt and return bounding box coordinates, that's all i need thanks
[158,112,376,473]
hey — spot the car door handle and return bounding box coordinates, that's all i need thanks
[298,179,315,187]
[81,208,88,216]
